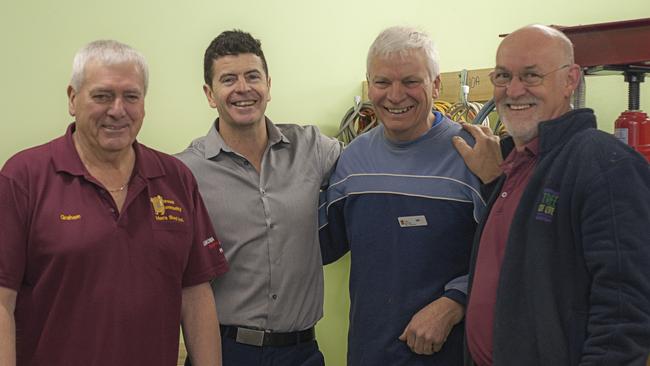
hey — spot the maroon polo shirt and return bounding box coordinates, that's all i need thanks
[0,124,228,366]
[466,138,539,366]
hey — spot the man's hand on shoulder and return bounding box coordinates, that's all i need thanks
[452,123,503,184]
[398,296,464,355]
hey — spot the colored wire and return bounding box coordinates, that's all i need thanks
[446,71,490,126]
[335,97,377,145]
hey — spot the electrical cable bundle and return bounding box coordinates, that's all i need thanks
[471,99,508,137]
[471,98,494,126]
[448,100,487,125]
[447,72,490,126]
[335,96,377,145]
[433,100,453,115]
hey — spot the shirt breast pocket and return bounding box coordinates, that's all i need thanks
[148,223,193,285]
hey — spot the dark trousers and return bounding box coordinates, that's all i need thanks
[185,336,325,366]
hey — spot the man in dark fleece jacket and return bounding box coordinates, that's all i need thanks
[453,24,650,366]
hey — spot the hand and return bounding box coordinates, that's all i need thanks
[452,123,503,184]
[398,297,464,355]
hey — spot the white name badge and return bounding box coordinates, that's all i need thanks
[397,215,428,228]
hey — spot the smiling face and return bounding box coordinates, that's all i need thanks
[494,26,580,147]
[367,49,440,143]
[68,60,145,156]
[204,53,271,131]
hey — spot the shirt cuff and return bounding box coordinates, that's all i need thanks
[443,289,467,306]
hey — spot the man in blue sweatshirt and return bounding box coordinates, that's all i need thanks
[320,26,485,366]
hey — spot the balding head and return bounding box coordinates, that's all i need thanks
[499,24,574,66]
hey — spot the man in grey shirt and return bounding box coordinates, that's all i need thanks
[176,30,341,366]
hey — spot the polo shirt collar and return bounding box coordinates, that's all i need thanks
[132,138,165,179]
[501,136,539,175]
[203,117,290,160]
[51,123,86,177]
[51,122,165,180]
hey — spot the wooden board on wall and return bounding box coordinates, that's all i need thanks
[361,68,494,103]
[439,68,493,103]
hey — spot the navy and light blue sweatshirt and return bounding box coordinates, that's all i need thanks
[320,112,485,366]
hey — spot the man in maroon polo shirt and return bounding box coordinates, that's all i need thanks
[0,40,229,366]
[453,25,650,365]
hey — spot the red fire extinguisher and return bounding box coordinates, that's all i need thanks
[614,71,650,162]
[614,111,650,162]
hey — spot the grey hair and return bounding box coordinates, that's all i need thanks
[367,26,440,78]
[69,40,149,94]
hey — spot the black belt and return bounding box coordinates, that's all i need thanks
[220,325,315,347]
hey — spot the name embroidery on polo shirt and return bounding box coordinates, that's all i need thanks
[60,213,81,221]
[535,188,559,223]
[150,195,185,223]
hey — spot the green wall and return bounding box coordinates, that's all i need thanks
[2,1,649,364]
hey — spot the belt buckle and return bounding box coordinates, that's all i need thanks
[235,327,265,346]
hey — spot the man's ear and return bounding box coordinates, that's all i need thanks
[67,85,77,117]
[203,84,218,108]
[565,64,582,98]
[267,76,272,102]
[432,75,441,100]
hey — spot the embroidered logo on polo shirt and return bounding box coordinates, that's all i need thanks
[535,188,559,223]
[151,195,166,215]
[202,236,223,252]
[150,195,185,223]
[60,213,81,221]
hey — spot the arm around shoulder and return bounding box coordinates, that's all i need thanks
[318,190,351,265]
[452,123,504,184]
[317,130,344,182]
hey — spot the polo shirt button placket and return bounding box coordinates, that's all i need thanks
[98,188,118,218]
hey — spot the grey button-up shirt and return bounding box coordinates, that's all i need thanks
[176,118,342,332]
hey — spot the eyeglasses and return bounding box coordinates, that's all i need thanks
[489,64,570,87]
